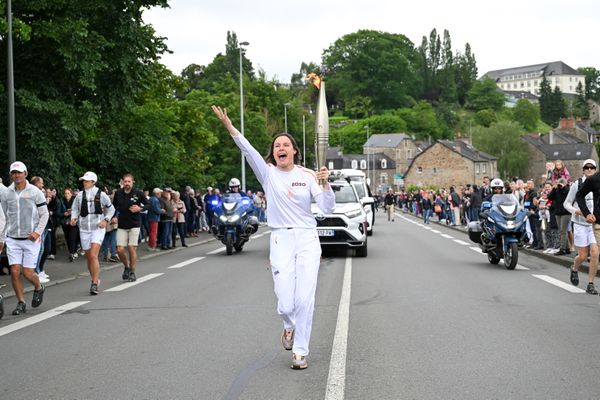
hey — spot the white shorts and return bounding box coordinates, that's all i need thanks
[6,237,42,269]
[573,224,596,248]
[80,229,106,251]
[117,228,140,247]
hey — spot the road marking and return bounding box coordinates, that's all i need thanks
[431,229,441,234]
[441,234,454,239]
[453,239,470,246]
[516,265,530,271]
[207,247,225,255]
[470,246,482,253]
[105,273,164,292]
[325,257,352,400]
[0,301,90,338]
[532,274,586,293]
[423,226,432,230]
[168,257,205,269]
[250,233,264,240]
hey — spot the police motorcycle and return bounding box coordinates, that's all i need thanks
[210,182,259,255]
[467,179,529,270]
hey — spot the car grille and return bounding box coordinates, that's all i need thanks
[319,230,354,242]
[316,217,347,228]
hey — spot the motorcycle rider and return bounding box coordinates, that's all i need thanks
[483,178,504,203]
[227,178,248,197]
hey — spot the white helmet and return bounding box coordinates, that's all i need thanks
[490,178,504,189]
[228,178,241,188]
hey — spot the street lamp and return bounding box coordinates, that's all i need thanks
[284,103,290,133]
[365,125,370,186]
[7,0,16,163]
[239,41,249,192]
[302,114,306,166]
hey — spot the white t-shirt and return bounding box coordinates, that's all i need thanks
[233,134,335,229]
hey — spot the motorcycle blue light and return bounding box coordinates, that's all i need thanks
[211,200,219,206]
[242,199,250,205]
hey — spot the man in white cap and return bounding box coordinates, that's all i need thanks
[568,159,599,294]
[0,161,48,315]
[70,171,114,295]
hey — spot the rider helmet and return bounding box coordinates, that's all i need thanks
[490,178,504,193]
[228,178,241,190]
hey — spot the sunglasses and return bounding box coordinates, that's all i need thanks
[583,166,596,170]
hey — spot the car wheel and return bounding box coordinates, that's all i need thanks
[355,241,368,257]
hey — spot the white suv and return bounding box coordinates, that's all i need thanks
[332,169,375,236]
[311,177,368,257]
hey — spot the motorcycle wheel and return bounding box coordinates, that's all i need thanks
[487,252,500,264]
[504,242,518,270]
[225,234,234,255]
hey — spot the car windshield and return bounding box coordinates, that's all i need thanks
[351,181,366,198]
[331,184,358,204]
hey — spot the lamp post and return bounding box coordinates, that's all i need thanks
[7,0,16,163]
[239,41,249,192]
[302,114,306,166]
[365,125,370,186]
[284,103,290,133]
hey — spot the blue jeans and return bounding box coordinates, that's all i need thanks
[423,209,431,224]
[160,221,173,248]
[102,230,117,257]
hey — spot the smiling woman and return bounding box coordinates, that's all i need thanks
[211,105,336,370]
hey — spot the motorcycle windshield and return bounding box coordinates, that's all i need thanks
[491,194,519,216]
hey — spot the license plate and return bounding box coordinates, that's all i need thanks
[318,229,335,237]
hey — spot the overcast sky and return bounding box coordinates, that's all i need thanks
[143,0,599,83]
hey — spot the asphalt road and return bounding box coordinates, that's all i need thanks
[1,211,600,400]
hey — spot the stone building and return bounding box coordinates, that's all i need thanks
[404,140,497,189]
[521,132,599,182]
[363,133,423,176]
[325,147,396,192]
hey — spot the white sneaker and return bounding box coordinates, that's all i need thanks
[47,254,55,260]
[38,274,50,284]
[39,271,50,279]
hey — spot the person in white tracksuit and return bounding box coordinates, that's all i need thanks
[212,105,335,370]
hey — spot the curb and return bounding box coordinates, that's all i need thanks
[0,236,217,300]
[401,211,597,277]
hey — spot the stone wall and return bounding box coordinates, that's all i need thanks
[404,143,475,188]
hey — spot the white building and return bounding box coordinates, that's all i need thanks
[482,61,585,96]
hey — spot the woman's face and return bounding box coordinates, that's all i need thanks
[64,190,72,200]
[273,135,296,170]
[555,160,563,170]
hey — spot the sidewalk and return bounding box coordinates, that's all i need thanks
[406,211,598,277]
[0,232,217,299]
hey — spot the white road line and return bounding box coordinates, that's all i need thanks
[105,273,164,292]
[325,257,352,400]
[453,239,470,246]
[250,233,264,240]
[0,301,90,338]
[168,257,205,269]
[470,246,483,253]
[423,226,432,230]
[516,265,530,271]
[207,247,225,255]
[431,229,441,234]
[533,274,586,293]
[441,234,454,239]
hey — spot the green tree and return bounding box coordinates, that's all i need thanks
[577,67,600,101]
[572,81,589,118]
[395,101,444,140]
[539,75,554,125]
[512,99,540,131]
[322,30,422,111]
[474,109,497,127]
[472,121,528,179]
[455,43,478,106]
[466,79,504,112]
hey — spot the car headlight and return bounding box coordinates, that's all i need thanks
[345,209,363,219]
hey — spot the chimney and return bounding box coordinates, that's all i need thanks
[549,130,554,145]
[559,117,575,129]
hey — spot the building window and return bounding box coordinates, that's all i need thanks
[520,82,524,88]
[534,80,538,86]
[417,166,423,174]
[351,160,358,169]
[380,174,387,184]
[527,81,531,87]
[360,160,366,169]
[381,159,387,169]
[406,149,412,159]
[482,163,487,173]
[328,161,334,170]
[432,167,437,175]
[475,164,480,174]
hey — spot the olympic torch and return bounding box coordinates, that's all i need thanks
[314,78,329,186]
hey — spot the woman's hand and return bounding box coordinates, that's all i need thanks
[317,166,330,190]
[211,105,238,136]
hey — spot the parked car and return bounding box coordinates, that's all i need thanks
[331,169,375,236]
[312,176,368,257]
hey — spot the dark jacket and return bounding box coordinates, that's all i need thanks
[548,186,570,216]
[576,172,600,222]
[112,188,149,229]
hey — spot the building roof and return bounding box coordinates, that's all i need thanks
[365,133,410,148]
[503,90,539,101]
[437,140,497,162]
[522,135,595,160]
[482,61,582,81]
